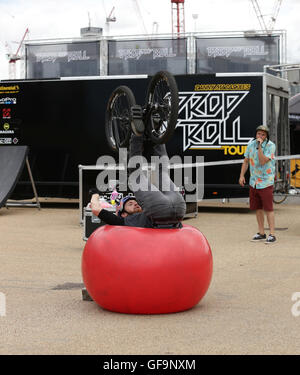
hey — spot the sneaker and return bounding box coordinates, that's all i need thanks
[265,234,276,244]
[251,233,267,242]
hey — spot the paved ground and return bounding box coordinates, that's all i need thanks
[0,197,300,355]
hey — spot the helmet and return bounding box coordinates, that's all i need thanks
[116,195,137,217]
[256,125,269,134]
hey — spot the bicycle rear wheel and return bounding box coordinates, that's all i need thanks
[105,86,136,152]
[145,71,179,144]
[273,181,288,204]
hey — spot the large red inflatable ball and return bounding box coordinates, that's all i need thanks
[81,224,213,314]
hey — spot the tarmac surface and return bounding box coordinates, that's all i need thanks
[0,197,300,355]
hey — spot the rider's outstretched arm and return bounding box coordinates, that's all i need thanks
[98,209,125,226]
[91,193,125,226]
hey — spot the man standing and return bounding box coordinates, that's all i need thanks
[239,125,276,244]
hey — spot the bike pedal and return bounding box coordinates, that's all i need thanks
[131,105,143,120]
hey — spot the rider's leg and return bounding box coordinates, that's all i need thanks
[128,134,164,217]
[128,134,185,222]
[151,143,186,220]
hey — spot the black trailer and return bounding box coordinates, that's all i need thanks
[0,72,290,201]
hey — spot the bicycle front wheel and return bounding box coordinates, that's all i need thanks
[105,86,136,152]
[145,71,179,144]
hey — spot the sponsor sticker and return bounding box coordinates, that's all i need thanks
[2,108,11,119]
[0,138,12,144]
[0,97,17,105]
[0,123,13,134]
[0,85,20,94]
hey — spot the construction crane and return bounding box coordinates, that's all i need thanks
[171,0,185,36]
[250,0,283,35]
[6,28,29,79]
[132,0,148,35]
[105,7,116,36]
[152,21,159,35]
[106,6,116,23]
[268,0,283,32]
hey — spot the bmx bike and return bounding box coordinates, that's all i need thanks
[273,160,293,204]
[273,178,289,204]
[105,71,179,152]
[273,178,299,204]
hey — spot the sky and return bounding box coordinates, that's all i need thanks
[0,0,299,79]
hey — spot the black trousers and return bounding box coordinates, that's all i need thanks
[128,135,186,223]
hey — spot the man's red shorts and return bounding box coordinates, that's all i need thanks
[249,185,274,211]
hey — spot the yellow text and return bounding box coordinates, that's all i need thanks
[222,145,247,155]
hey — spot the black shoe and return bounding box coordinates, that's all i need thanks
[265,234,276,244]
[251,233,266,242]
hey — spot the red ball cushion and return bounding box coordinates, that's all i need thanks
[82,224,213,314]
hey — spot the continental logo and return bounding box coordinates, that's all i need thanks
[194,83,251,91]
[0,85,20,94]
